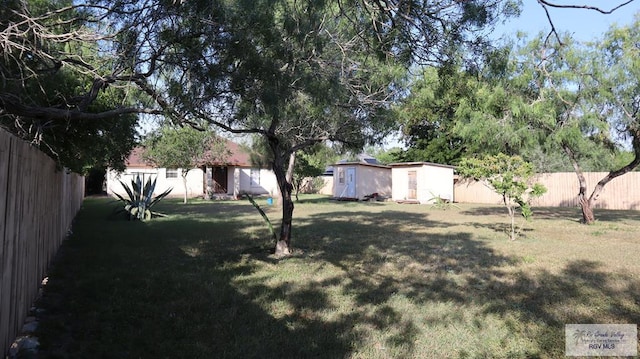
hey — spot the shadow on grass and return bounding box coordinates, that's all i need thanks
[294,195,334,204]
[461,221,535,239]
[461,205,579,220]
[461,205,640,223]
[153,200,262,218]
[36,198,640,358]
[37,199,359,358]
[286,209,640,356]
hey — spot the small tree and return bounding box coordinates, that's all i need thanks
[142,126,228,204]
[458,154,547,240]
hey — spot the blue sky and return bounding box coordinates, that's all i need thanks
[494,1,640,41]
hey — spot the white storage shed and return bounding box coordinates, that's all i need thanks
[390,162,455,204]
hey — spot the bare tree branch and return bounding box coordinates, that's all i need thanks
[0,94,162,120]
[537,0,637,44]
[538,0,635,14]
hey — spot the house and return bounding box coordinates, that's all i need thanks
[106,140,279,199]
[332,161,392,200]
[389,162,455,204]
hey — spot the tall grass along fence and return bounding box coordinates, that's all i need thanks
[0,128,84,356]
[455,172,640,210]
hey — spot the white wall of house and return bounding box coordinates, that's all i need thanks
[108,166,279,200]
[233,167,279,197]
[106,167,205,199]
[391,163,454,204]
[333,166,352,198]
[358,165,392,198]
[165,168,205,198]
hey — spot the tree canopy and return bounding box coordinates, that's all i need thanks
[0,0,141,173]
[84,0,515,255]
[439,21,640,223]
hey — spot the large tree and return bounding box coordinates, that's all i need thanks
[89,0,517,255]
[395,67,468,164]
[574,18,640,222]
[509,27,640,223]
[452,24,640,224]
[396,52,515,165]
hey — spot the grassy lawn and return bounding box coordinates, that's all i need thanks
[35,195,640,358]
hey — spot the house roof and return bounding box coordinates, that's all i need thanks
[125,147,154,168]
[209,140,253,167]
[124,139,254,169]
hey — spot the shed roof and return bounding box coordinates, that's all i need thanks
[332,161,391,169]
[388,161,455,169]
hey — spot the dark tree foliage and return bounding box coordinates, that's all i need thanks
[0,0,139,173]
[396,66,475,165]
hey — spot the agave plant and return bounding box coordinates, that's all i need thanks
[113,174,173,220]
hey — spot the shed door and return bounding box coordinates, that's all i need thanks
[346,167,356,198]
[408,170,417,200]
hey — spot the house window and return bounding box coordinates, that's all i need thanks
[338,168,345,184]
[166,168,178,179]
[250,169,260,187]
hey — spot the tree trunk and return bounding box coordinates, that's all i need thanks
[562,143,595,224]
[503,195,516,240]
[564,137,640,224]
[275,190,294,256]
[579,195,595,224]
[270,144,297,257]
[509,207,515,241]
[575,170,593,224]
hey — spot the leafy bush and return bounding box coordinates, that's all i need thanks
[113,174,172,220]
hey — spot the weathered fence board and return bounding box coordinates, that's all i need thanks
[0,129,84,357]
[454,172,640,210]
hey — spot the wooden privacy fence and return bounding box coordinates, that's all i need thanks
[454,172,640,210]
[0,128,84,357]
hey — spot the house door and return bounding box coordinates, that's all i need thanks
[212,167,228,193]
[408,171,417,200]
[346,167,356,198]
